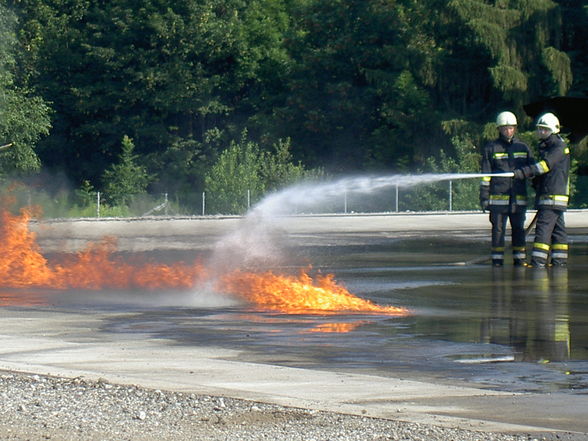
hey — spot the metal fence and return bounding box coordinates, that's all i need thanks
[9,175,588,218]
[83,180,477,217]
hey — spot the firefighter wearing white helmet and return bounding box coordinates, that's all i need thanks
[496,111,518,128]
[513,112,570,267]
[480,111,534,266]
[536,112,560,134]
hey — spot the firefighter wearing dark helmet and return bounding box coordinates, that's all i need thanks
[513,112,570,268]
[480,111,534,266]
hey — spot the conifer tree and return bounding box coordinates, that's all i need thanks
[102,136,150,206]
[440,0,572,119]
[557,0,588,96]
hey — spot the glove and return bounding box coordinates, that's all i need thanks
[479,186,489,212]
[513,169,525,180]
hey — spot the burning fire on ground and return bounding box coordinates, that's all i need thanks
[219,270,406,315]
[0,208,409,316]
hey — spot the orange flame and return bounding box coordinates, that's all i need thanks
[0,209,205,290]
[306,322,368,333]
[50,239,208,290]
[0,208,54,287]
[0,208,409,316]
[220,269,408,315]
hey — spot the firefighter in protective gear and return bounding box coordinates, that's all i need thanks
[480,111,534,266]
[513,113,570,268]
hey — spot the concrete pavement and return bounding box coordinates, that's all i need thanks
[1,307,586,436]
[3,211,588,437]
[32,210,588,252]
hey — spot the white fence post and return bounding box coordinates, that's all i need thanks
[202,192,206,215]
[395,185,399,212]
[449,180,453,211]
[96,192,101,218]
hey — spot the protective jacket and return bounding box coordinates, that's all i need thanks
[519,134,570,211]
[480,136,534,211]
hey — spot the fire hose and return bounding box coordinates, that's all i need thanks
[452,211,538,266]
[482,172,515,178]
[460,172,515,179]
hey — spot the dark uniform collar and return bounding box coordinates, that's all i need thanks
[499,134,515,145]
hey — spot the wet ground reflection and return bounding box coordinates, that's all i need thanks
[3,236,588,394]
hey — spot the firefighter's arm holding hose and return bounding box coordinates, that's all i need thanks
[513,113,566,181]
[513,150,544,180]
[513,156,556,180]
[513,167,529,180]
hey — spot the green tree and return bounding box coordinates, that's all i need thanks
[204,131,265,214]
[402,136,481,211]
[102,135,150,206]
[74,179,96,207]
[204,130,315,214]
[273,0,575,173]
[6,0,585,205]
[0,3,51,177]
[435,0,572,119]
[260,137,310,192]
[268,0,440,171]
[11,0,293,188]
[558,0,588,96]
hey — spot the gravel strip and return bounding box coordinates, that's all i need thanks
[0,371,580,441]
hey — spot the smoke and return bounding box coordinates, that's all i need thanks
[208,211,291,275]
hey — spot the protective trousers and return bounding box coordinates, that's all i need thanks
[531,208,568,267]
[489,211,527,265]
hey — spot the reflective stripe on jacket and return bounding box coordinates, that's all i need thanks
[522,134,570,210]
[480,136,534,210]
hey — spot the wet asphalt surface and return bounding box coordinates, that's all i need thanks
[6,229,587,397]
[103,236,588,396]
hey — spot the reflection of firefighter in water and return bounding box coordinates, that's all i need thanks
[481,268,511,347]
[482,268,570,362]
[526,269,570,362]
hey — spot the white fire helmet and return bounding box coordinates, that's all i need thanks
[536,112,560,134]
[496,111,517,127]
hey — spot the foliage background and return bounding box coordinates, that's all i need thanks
[0,0,587,215]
